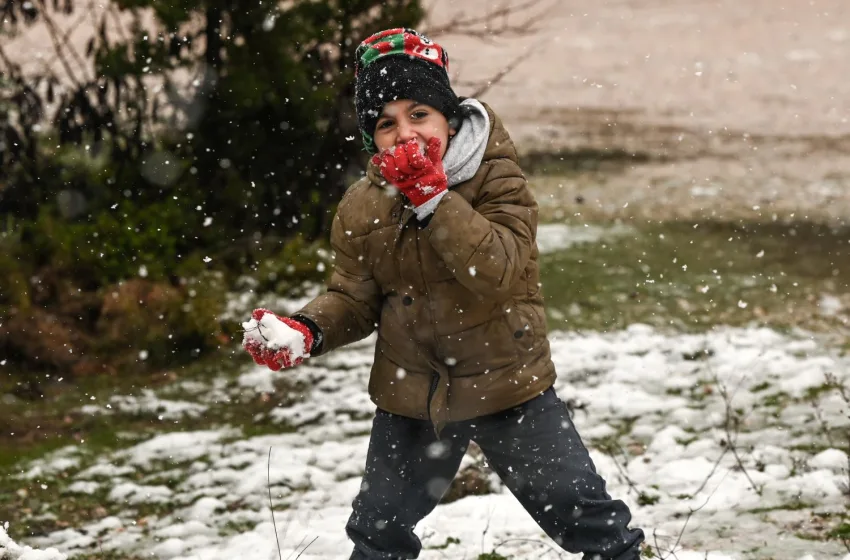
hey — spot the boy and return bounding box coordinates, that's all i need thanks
[243,28,645,560]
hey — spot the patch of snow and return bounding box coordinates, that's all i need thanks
[535,222,634,253]
[115,430,235,468]
[108,482,173,504]
[809,448,849,472]
[81,390,207,420]
[818,294,844,316]
[0,523,67,559]
[63,481,100,495]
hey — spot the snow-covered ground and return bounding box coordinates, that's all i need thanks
[1,523,67,560]
[4,324,850,559]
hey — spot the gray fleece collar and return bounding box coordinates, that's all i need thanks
[443,98,490,187]
[411,99,490,220]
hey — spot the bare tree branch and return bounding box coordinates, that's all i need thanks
[423,1,556,98]
[108,2,131,44]
[424,0,553,38]
[41,0,93,70]
[38,7,87,87]
[466,53,524,98]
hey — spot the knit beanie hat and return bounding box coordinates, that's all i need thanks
[354,28,461,153]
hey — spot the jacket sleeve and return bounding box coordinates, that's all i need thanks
[423,159,537,298]
[294,201,381,355]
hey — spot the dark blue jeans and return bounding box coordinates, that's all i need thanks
[347,388,644,559]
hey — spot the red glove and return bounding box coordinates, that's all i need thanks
[242,308,314,371]
[372,137,447,208]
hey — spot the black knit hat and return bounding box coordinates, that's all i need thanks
[354,28,461,153]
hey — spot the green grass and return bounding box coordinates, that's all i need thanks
[747,501,815,514]
[478,553,511,560]
[539,220,850,333]
[428,536,461,550]
[828,522,850,540]
[520,146,654,176]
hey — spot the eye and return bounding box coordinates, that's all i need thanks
[377,119,394,130]
[411,110,429,120]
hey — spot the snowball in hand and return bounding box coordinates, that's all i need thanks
[242,313,308,360]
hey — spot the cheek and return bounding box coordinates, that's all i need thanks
[374,133,394,152]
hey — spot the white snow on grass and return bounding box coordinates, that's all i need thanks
[79,389,208,420]
[221,281,323,322]
[536,222,634,253]
[8,327,850,559]
[0,522,67,560]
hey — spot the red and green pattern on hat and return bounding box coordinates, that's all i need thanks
[355,28,449,76]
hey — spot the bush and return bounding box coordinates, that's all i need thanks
[95,277,225,371]
[0,0,425,376]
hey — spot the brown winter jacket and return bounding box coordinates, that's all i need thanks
[296,103,555,433]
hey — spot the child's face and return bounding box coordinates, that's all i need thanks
[373,100,456,158]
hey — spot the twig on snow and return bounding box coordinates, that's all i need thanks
[652,484,721,560]
[480,502,495,554]
[712,373,762,496]
[492,536,565,558]
[819,373,850,552]
[608,441,641,496]
[688,446,729,497]
[268,446,284,560]
[294,536,319,559]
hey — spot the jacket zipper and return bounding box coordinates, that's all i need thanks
[426,371,440,424]
[413,224,445,427]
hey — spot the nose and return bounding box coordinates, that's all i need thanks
[396,119,415,144]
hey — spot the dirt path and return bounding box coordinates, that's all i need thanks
[430,0,850,224]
